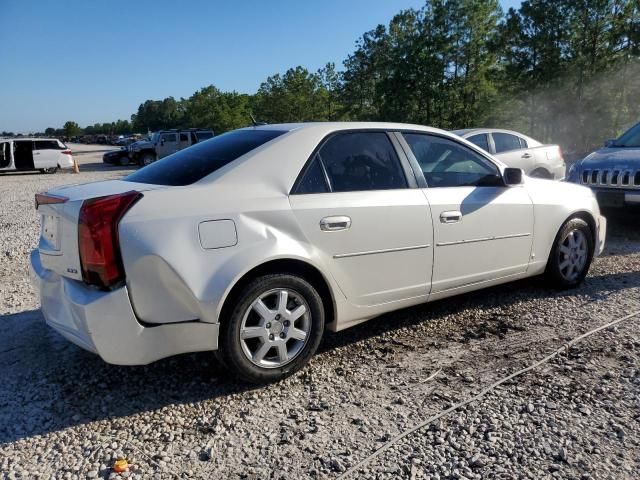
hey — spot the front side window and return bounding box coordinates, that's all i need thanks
[467,134,490,152]
[614,121,640,147]
[179,133,189,142]
[492,133,521,153]
[315,132,407,192]
[126,129,285,186]
[403,133,502,188]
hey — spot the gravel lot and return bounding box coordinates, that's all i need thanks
[1,147,639,479]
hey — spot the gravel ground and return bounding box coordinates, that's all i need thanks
[0,150,638,479]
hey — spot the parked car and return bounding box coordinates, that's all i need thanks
[567,121,640,207]
[128,128,214,166]
[102,147,131,166]
[30,123,605,383]
[0,138,74,174]
[453,128,566,179]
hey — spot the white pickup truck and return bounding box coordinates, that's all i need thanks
[453,128,566,180]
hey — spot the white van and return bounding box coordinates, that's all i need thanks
[0,138,75,174]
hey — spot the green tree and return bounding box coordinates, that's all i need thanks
[63,121,81,137]
[184,86,252,133]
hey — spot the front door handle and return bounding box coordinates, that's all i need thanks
[522,152,532,159]
[320,216,351,231]
[440,211,462,224]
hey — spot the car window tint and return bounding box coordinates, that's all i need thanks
[493,133,521,153]
[125,129,285,186]
[403,133,502,188]
[34,140,60,150]
[317,132,407,192]
[467,134,489,152]
[179,133,189,142]
[518,137,528,148]
[161,133,177,143]
[294,157,329,194]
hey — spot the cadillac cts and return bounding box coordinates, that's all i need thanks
[30,123,607,383]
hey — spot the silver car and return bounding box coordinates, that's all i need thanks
[30,122,606,383]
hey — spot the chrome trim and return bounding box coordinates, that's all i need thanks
[333,244,431,259]
[436,232,531,247]
[581,168,640,189]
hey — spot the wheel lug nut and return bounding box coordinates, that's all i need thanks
[266,323,271,328]
[280,332,286,339]
[283,320,290,327]
[269,334,274,340]
[275,314,281,320]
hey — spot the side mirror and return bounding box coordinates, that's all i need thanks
[503,167,524,186]
[604,139,615,147]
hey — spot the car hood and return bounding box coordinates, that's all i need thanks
[578,147,640,170]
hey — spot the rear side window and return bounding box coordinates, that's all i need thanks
[161,133,177,143]
[466,134,490,152]
[493,133,521,153]
[295,158,329,194]
[35,140,61,150]
[313,132,407,192]
[179,133,189,142]
[125,129,285,186]
[518,137,528,148]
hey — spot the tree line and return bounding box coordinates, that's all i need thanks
[47,0,638,155]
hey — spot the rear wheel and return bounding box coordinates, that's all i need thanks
[217,274,325,383]
[530,168,552,179]
[118,155,130,166]
[545,217,594,289]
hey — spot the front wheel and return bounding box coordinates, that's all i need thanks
[217,274,325,383]
[139,152,155,166]
[545,217,594,289]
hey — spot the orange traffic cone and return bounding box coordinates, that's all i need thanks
[73,158,80,174]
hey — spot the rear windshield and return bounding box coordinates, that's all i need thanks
[125,129,285,186]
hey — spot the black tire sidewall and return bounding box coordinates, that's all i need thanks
[219,274,325,383]
[546,218,594,289]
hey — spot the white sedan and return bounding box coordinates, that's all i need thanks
[30,122,606,383]
[453,128,566,180]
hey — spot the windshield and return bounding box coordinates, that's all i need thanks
[125,129,286,186]
[613,122,640,147]
[149,133,160,144]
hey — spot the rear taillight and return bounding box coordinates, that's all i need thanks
[78,191,142,288]
[35,193,68,210]
[61,149,72,155]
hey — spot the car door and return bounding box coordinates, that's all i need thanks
[0,141,11,169]
[289,131,434,307]
[491,132,535,173]
[33,140,60,169]
[156,132,178,159]
[400,132,534,293]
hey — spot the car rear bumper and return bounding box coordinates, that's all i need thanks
[29,249,218,365]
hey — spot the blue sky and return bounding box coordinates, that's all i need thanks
[0,0,522,132]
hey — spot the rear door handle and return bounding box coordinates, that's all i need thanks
[440,211,462,224]
[522,153,532,159]
[320,216,351,231]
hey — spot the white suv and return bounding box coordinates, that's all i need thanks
[0,138,74,174]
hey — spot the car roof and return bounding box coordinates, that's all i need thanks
[453,128,530,138]
[241,121,450,135]
[4,137,62,142]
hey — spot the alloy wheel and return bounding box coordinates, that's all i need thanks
[239,288,311,368]
[558,229,588,282]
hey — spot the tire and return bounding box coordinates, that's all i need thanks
[217,274,325,383]
[139,152,155,166]
[530,168,552,179]
[545,217,594,289]
[118,155,130,167]
[40,167,58,174]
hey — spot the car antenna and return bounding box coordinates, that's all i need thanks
[249,113,267,127]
